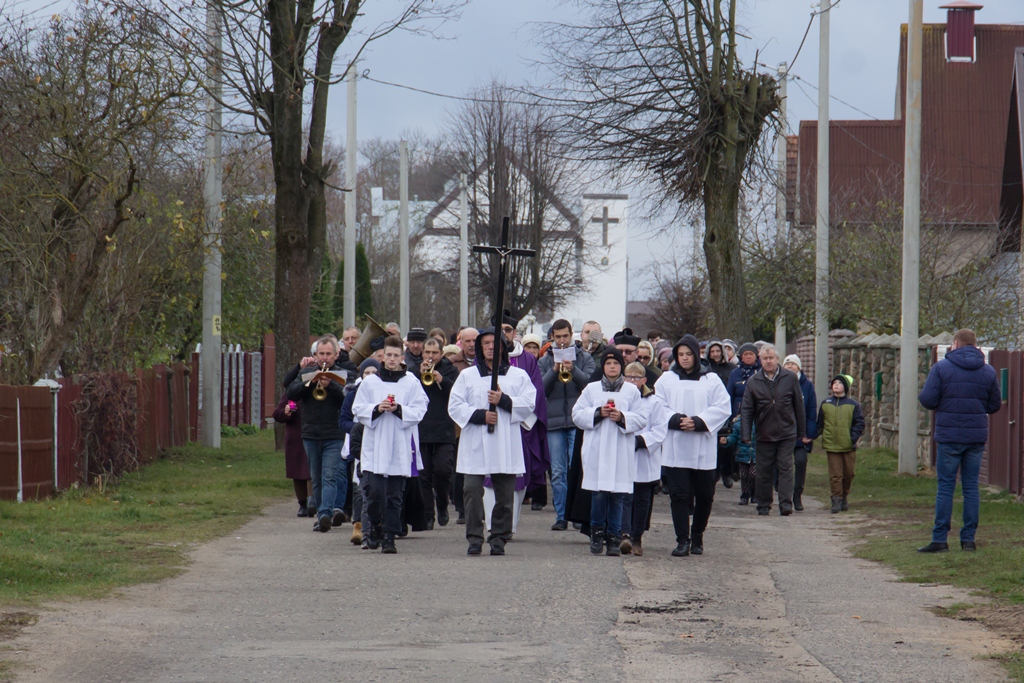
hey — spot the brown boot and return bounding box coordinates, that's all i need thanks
[350,521,363,545]
[619,534,633,555]
[632,541,643,557]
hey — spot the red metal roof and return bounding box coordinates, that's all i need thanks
[796,23,1024,235]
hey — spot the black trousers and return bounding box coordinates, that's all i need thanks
[364,471,405,536]
[717,442,736,481]
[662,467,716,544]
[452,438,465,514]
[755,438,796,509]
[794,445,809,493]
[419,442,455,519]
[464,473,515,548]
[619,481,657,542]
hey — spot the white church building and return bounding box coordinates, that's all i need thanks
[371,173,630,336]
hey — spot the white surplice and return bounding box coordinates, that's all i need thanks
[634,392,669,483]
[449,365,536,475]
[654,370,731,470]
[572,382,647,493]
[353,373,428,476]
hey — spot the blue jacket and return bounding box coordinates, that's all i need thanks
[797,372,818,449]
[918,346,1000,444]
[726,419,756,464]
[727,360,760,416]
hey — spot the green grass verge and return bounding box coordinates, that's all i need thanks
[806,447,1024,681]
[0,430,289,606]
[805,447,1024,605]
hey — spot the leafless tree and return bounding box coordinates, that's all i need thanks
[441,82,587,322]
[537,0,779,341]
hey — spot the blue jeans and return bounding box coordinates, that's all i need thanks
[590,490,626,536]
[548,428,576,521]
[932,442,984,544]
[303,439,345,520]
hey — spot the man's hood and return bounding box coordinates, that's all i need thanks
[945,345,985,371]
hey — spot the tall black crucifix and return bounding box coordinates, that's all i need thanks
[472,216,536,432]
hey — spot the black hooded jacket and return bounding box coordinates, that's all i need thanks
[418,357,459,444]
[665,334,713,433]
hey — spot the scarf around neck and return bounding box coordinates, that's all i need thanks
[601,375,624,392]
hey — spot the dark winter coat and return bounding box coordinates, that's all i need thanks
[538,342,597,431]
[727,360,761,417]
[272,392,309,480]
[740,366,806,443]
[286,361,347,441]
[338,383,365,460]
[418,357,460,444]
[918,345,1001,444]
[797,372,818,450]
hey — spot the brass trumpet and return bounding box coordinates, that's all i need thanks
[421,360,436,387]
[558,362,573,383]
[306,362,329,401]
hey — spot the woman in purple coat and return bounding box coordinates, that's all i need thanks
[273,392,312,517]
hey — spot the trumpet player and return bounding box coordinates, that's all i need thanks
[538,319,596,531]
[286,336,349,533]
[417,338,460,529]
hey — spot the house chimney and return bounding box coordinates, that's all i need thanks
[940,1,982,63]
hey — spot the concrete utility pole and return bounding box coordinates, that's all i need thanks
[459,173,469,327]
[898,0,924,475]
[201,0,223,449]
[814,0,831,407]
[775,62,789,353]
[399,139,410,333]
[343,65,357,329]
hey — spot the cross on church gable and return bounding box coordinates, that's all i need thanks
[591,206,619,246]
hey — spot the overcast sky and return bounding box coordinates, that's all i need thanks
[335,0,1020,298]
[15,0,1022,298]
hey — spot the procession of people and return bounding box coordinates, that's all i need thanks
[275,310,887,559]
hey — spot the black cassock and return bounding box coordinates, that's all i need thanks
[563,427,592,537]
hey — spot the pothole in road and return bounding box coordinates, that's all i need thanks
[626,595,709,614]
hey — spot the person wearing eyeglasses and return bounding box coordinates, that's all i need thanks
[637,340,662,379]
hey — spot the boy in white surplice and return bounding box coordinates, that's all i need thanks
[572,348,647,556]
[353,335,428,554]
[448,327,536,556]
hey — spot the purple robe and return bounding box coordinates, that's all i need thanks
[509,347,550,491]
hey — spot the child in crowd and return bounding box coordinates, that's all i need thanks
[816,374,865,513]
[725,417,756,505]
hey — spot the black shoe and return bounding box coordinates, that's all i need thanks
[316,515,332,532]
[757,507,770,516]
[456,512,466,525]
[489,544,505,556]
[590,527,606,554]
[962,541,977,551]
[397,525,409,538]
[739,496,749,506]
[531,502,544,511]
[551,519,568,531]
[426,518,435,531]
[360,537,370,550]
[306,498,317,518]
[619,534,633,555]
[691,534,703,555]
[793,491,804,512]
[779,503,793,516]
[381,534,397,554]
[841,495,849,512]
[917,542,949,553]
[438,509,450,527]
[722,475,733,489]
[332,509,345,527]
[606,535,621,557]
[297,503,309,517]
[831,496,842,514]
[366,527,381,550]
[671,542,691,557]
[467,543,482,555]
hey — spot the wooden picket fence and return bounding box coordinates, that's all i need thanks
[0,334,277,500]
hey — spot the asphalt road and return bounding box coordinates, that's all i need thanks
[9,485,1013,682]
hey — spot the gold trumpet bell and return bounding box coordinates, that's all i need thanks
[421,362,435,386]
[312,385,328,401]
[558,366,573,383]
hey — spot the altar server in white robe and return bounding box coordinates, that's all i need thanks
[449,328,536,556]
[572,347,647,557]
[353,335,428,554]
[618,361,668,557]
[654,334,732,558]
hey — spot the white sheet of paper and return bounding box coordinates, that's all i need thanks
[553,346,577,363]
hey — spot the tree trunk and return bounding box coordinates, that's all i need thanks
[703,169,753,342]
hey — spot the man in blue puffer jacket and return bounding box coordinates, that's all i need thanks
[916,329,1000,553]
